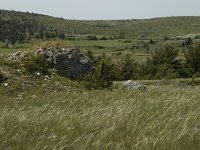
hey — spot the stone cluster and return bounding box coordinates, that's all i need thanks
[8,47,95,79]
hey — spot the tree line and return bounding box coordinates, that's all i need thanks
[84,43,200,89]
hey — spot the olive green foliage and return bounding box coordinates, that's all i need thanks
[24,54,49,75]
[142,45,181,79]
[84,56,114,89]
[184,37,193,46]
[2,10,200,41]
[150,45,179,65]
[118,54,139,80]
[185,45,200,72]
[83,44,199,85]
[1,78,200,149]
[58,33,66,39]
[2,10,200,83]
[0,10,67,44]
[86,35,97,40]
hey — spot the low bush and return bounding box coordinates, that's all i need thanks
[24,54,49,75]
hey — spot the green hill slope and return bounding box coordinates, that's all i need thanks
[35,16,200,39]
[1,9,200,40]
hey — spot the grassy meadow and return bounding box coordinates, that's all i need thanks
[1,10,200,149]
[0,76,200,149]
[1,40,200,149]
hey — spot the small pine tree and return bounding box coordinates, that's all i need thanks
[119,54,138,80]
[83,56,114,89]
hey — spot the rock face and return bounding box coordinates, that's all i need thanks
[44,47,95,79]
[122,80,146,90]
[8,47,95,79]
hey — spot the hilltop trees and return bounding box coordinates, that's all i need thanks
[0,10,67,44]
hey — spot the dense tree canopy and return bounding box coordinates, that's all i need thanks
[0,10,66,44]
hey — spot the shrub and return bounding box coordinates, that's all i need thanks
[184,37,193,46]
[68,35,76,40]
[87,35,97,40]
[99,36,109,40]
[195,35,200,39]
[149,39,155,44]
[185,45,200,72]
[142,45,182,79]
[58,33,65,39]
[24,54,49,75]
[83,56,115,89]
[177,66,193,78]
[118,54,139,80]
[163,35,170,41]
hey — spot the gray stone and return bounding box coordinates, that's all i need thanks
[122,80,146,90]
[42,47,95,79]
[8,47,95,79]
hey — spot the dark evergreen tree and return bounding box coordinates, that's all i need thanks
[119,54,138,80]
[185,45,200,72]
[184,37,193,46]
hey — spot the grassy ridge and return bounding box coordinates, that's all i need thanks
[36,15,200,39]
[1,10,200,39]
[0,78,200,149]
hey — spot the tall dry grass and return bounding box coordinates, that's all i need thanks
[0,83,200,150]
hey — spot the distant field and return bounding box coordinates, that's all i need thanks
[0,38,189,62]
[0,42,33,55]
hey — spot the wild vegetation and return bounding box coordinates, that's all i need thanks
[2,9,200,43]
[1,77,200,150]
[1,9,200,149]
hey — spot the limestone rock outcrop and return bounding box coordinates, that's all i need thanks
[8,47,95,79]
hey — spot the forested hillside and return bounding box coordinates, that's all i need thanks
[1,9,200,43]
[0,10,65,44]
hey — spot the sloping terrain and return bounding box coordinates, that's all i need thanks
[1,9,200,40]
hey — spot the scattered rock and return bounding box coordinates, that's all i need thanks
[122,80,146,90]
[4,83,8,87]
[36,72,41,76]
